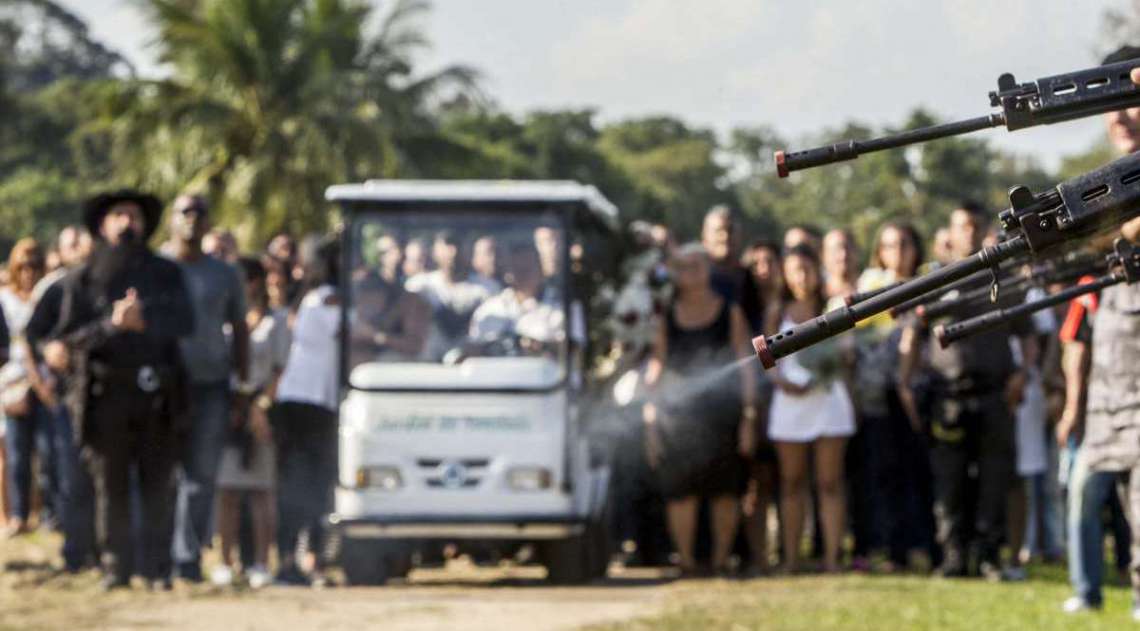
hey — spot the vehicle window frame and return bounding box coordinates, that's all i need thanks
[339,201,574,394]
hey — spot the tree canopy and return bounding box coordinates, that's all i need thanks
[0,0,1119,253]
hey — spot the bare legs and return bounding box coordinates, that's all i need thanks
[744,460,777,572]
[1007,478,1027,567]
[218,490,275,570]
[776,437,847,572]
[666,494,740,573]
[249,492,275,568]
[777,442,809,572]
[666,497,698,571]
[815,437,847,572]
[710,495,740,570]
[217,491,241,569]
[0,440,7,530]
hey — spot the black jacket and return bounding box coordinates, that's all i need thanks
[26,247,195,444]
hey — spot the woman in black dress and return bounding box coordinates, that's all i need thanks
[643,243,758,574]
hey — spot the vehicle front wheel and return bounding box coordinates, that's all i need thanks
[340,538,390,586]
[541,522,609,585]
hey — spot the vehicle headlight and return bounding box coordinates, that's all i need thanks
[507,466,552,491]
[355,466,403,491]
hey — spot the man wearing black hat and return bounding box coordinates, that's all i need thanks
[24,190,194,590]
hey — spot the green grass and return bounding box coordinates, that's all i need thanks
[587,565,1135,631]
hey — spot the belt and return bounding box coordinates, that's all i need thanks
[90,361,174,395]
[931,376,1004,398]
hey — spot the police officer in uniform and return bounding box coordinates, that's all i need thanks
[25,190,193,590]
[899,201,1034,580]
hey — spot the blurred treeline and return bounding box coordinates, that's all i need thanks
[0,0,1116,252]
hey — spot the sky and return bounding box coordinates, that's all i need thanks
[63,0,1134,171]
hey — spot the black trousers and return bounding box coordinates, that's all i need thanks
[872,391,939,566]
[929,392,1014,566]
[86,390,178,581]
[273,401,337,567]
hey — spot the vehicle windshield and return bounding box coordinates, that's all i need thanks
[347,209,568,388]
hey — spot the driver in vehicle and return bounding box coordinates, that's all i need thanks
[405,231,492,360]
[533,226,562,303]
[349,273,430,367]
[468,242,564,354]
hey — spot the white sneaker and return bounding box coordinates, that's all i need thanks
[247,565,272,590]
[1062,596,1099,614]
[1132,604,1140,622]
[210,565,235,587]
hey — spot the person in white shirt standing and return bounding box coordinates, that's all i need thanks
[272,235,341,586]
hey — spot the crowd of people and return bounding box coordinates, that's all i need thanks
[606,44,1140,624]
[0,191,348,590]
[614,203,1050,580]
[0,189,579,591]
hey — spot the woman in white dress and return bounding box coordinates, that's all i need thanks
[766,244,855,572]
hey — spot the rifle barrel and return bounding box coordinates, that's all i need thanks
[934,274,1121,348]
[753,236,1030,368]
[775,114,1003,177]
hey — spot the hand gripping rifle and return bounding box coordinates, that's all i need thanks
[752,150,1140,369]
[934,239,1140,347]
[774,60,1140,177]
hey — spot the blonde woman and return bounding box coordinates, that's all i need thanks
[1,238,48,537]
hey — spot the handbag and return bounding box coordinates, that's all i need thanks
[0,363,32,418]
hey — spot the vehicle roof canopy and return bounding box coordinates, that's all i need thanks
[326,179,619,230]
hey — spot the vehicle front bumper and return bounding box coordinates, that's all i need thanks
[328,514,587,540]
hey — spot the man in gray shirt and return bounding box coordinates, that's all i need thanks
[165,194,249,582]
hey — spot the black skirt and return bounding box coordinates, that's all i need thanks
[654,387,744,500]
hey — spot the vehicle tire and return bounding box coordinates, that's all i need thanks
[339,538,390,586]
[386,552,414,580]
[541,535,590,585]
[586,512,612,580]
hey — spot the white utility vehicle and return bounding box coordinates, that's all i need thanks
[326,180,619,584]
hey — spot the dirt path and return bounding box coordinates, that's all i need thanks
[1,537,668,631]
[109,579,664,631]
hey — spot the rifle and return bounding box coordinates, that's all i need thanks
[934,239,1140,347]
[909,252,1104,322]
[774,60,1140,177]
[752,151,1140,369]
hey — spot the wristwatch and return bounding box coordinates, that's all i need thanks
[255,394,274,411]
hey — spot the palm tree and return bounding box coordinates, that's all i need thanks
[87,0,478,242]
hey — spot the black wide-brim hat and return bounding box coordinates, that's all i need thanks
[83,189,163,241]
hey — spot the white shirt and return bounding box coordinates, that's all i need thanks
[277,285,341,410]
[469,288,564,344]
[405,270,490,313]
[245,312,290,391]
[0,287,36,368]
[406,270,492,359]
